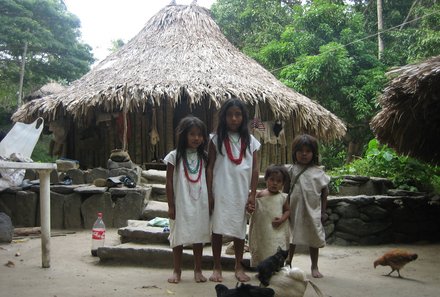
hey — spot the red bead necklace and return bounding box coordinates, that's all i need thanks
[224,136,246,165]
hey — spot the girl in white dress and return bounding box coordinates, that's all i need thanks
[286,134,330,278]
[164,116,210,283]
[206,98,261,282]
[249,164,290,266]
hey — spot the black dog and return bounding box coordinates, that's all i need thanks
[215,283,275,297]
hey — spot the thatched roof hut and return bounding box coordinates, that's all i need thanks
[370,55,440,165]
[23,82,65,102]
[13,3,345,169]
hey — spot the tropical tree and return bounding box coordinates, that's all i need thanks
[352,0,440,65]
[0,0,94,108]
[211,0,296,53]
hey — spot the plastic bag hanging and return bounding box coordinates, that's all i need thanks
[0,117,44,159]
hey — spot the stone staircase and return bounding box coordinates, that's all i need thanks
[97,169,252,269]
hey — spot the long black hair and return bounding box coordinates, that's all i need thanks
[175,116,208,165]
[216,98,250,155]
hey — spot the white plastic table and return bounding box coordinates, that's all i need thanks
[0,161,57,268]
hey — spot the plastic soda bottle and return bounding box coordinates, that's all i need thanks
[91,212,105,256]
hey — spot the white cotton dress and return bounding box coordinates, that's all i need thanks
[163,150,211,248]
[287,164,330,248]
[248,192,290,266]
[211,133,261,239]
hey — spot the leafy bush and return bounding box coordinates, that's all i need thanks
[329,139,440,193]
[31,134,56,163]
[320,141,347,170]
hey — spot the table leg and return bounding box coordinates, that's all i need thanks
[39,169,51,268]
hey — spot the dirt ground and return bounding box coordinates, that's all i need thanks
[1,229,439,297]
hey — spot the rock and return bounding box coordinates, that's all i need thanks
[50,185,78,194]
[84,167,109,184]
[0,212,13,243]
[333,202,360,218]
[142,201,168,220]
[81,193,113,229]
[56,159,79,172]
[63,193,83,229]
[66,168,85,184]
[343,175,370,182]
[336,218,391,236]
[15,191,38,227]
[113,192,145,228]
[74,185,108,194]
[142,169,166,183]
[360,204,388,220]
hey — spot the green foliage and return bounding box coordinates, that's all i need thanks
[0,0,94,105]
[211,0,294,53]
[320,141,347,170]
[31,134,56,163]
[329,139,440,193]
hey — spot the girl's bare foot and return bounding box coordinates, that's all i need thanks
[235,269,250,282]
[168,270,181,283]
[194,271,207,283]
[311,267,323,278]
[209,270,223,282]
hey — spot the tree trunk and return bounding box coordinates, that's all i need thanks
[346,141,362,163]
[18,42,28,106]
[400,0,418,30]
[377,0,384,60]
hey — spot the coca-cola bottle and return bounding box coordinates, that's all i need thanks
[91,212,105,256]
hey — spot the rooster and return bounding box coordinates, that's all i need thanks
[374,249,418,278]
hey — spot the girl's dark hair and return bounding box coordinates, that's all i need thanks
[291,134,320,165]
[216,98,250,155]
[175,116,208,165]
[264,164,289,184]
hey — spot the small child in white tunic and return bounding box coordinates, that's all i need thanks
[286,134,330,278]
[164,116,210,284]
[206,98,261,282]
[249,164,290,266]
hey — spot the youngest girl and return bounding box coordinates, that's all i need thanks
[164,116,210,283]
[248,164,290,267]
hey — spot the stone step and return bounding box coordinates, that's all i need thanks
[100,221,250,269]
[118,222,169,244]
[97,239,248,270]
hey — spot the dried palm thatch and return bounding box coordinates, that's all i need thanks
[12,4,345,142]
[370,55,440,164]
[23,82,65,101]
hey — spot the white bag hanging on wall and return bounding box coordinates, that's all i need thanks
[0,117,44,159]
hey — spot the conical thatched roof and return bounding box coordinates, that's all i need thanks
[12,4,345,141]
[370,55,440,164]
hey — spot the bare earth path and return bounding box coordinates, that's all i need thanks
[1,229,439,297]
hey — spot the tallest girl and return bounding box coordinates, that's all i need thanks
[206,98,261,282]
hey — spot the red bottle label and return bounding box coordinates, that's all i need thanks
[92,229,105,240]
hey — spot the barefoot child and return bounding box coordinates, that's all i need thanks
[206,98,261,282]
[248,164,290,267]
[164,116,210,283]
[286,134,330,278]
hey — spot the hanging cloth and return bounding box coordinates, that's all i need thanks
[251,103,265,131]
[251,103,265,141]
[150,108,160,146]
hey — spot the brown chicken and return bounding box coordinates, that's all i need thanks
[374,249,418,278]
